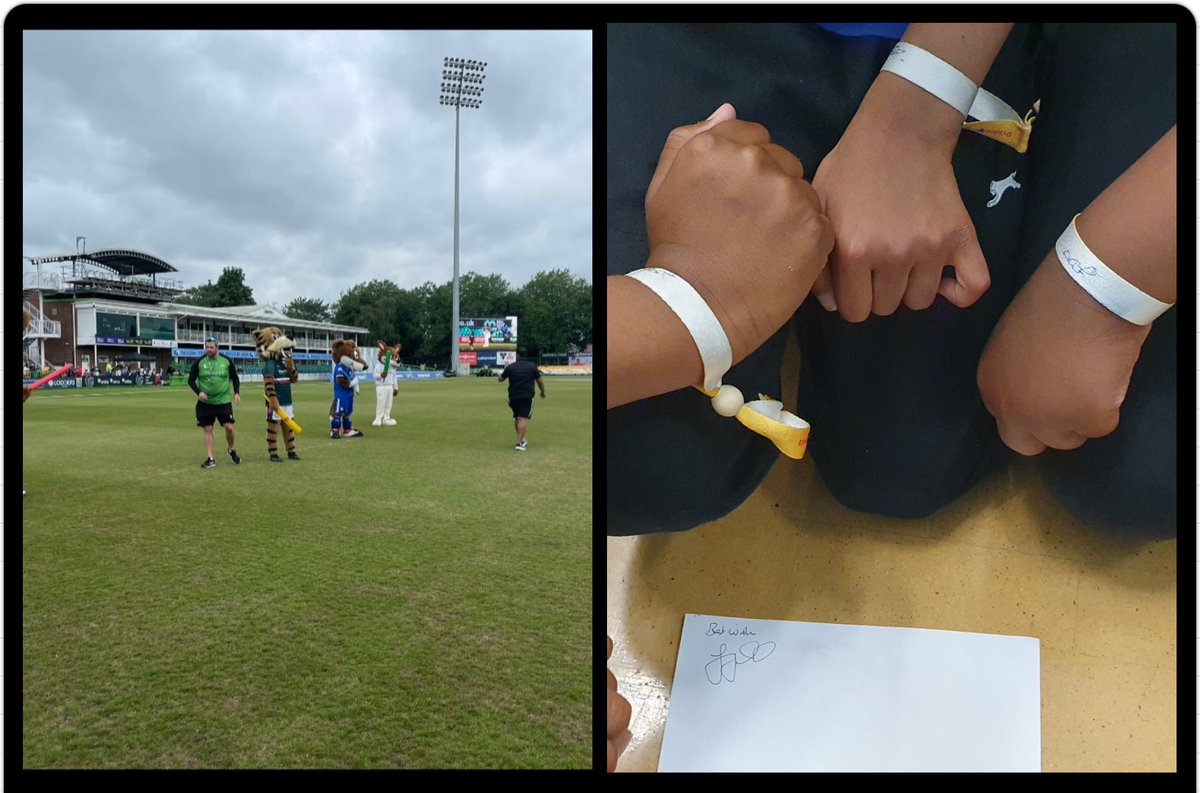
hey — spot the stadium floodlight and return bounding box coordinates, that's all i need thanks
[438,55,488,373]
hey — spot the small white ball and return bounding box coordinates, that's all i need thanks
[711,384,744,417]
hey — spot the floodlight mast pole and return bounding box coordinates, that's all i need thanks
[440,56,486,373]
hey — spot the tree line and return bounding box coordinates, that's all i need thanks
[176,267,592,364]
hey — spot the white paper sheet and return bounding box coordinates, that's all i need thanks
[659,613,1041,772]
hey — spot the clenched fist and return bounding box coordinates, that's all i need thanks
[644,103,833,364]
[978,257,1150,455]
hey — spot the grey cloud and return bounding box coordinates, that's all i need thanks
[22,29,592,307]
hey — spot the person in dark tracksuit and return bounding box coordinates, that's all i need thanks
[499,347,546,451]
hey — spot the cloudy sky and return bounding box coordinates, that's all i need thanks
[21,28,592,308]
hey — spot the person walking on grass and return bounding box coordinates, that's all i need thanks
[498,347,545,451]
[189,336,242,468]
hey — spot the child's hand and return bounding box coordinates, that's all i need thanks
[644,103,833,364]
[810,74,989,320]
[978,256,1150,455]
[607,636,632,772]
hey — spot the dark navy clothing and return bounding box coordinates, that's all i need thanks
[500,360,543,400]
[607,23,1177,540]
[1012,23,1177,540]
[816,22,908,39]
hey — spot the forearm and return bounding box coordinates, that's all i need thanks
[1074,125,1176,305]
[858,23,1014,152]
[901,23,1014,85]
[607,275,704,410]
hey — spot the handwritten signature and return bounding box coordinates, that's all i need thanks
[706,622,756,637]
[704,641,776,686]
[1060,248,1098,277]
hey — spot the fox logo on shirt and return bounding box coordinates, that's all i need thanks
[987,171,1021,208]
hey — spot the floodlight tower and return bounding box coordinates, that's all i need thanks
[439,56,487,373]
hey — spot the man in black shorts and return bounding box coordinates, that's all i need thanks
[189,336,242,468]
[498,347,546,451]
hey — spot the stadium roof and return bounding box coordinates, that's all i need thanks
[197,305,291,320]
[28,249,177,277]
[161,303,369,333]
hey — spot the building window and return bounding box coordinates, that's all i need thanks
[96,312,137,338]
[139,315,175,340]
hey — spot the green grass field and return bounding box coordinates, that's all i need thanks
[21,377,592,769]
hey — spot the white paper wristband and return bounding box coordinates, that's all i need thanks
[1055,214,1173,326]
[625,268,732,391]
[880,42,978,117]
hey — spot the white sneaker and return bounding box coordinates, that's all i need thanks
[515,440,527,451]
[383,419,397,426]
[371,420,382,427]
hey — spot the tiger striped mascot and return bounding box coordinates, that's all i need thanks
[251,326,301,462]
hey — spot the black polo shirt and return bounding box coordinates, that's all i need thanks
[500,360,542,399]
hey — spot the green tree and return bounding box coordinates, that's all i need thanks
[517,269,592,357]
[458,272,517,318]
[332,280,405,348]
[408,280,452,365]
[319,269,589,369]
[177,267,256,307]
[213,267,255,306]
[392,287,427,361]
[282,297,332,323]
[174,281,221,306]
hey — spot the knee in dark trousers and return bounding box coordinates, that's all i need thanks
[607,330,788,537]
[608,396,780,535]
[808,417,1008,521]
[1036,448,1175,542]
[795,302,1013,522]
